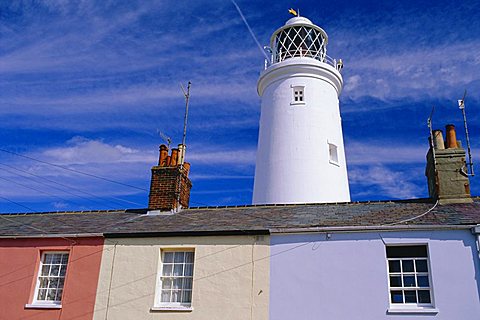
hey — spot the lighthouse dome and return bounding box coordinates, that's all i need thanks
[285,16,312,26]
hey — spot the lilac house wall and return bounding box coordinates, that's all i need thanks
[270,230,480,320]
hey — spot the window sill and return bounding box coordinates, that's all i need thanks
[151,306,193,312]
[25,303,62,309]
[387,307,438,314]
[329,160,340,167]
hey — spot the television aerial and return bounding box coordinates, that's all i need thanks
[458,90,474,176]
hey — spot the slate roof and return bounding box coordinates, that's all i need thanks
[1,198,480,237]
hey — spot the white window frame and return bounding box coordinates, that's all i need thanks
[386,245,437,313]
[328,142,339,166]
[153,249,195,311]
[30,251,69,307]
[290,85,305,105]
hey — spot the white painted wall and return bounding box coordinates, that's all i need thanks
[253,58,350,204]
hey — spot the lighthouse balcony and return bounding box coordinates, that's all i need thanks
[264,53,340,70]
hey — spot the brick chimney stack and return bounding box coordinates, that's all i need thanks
[425,124,472,204]
[148,144,192,211]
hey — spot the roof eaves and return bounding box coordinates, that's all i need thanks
[269,224,479,234]
[104,229,270,238]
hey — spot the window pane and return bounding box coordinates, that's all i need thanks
[182,290,192,303]
[49,278,59,289]
[44,254,53,264]
[162,279,172,290]
[163,264,173,276]
[39,277,48,289]
[387,246,427,258]
[183,278,193,290]
[171,290,181,303]
[161,290,171,302]
[185,252,194,263]
[47,289,57,301]
[55,289,63,301]
[391,290,403,303]
[41,265,50,276]
[389,276,402,287]
[416,260,428,272]
[59,265,67,277]
[173,264,183,276]
[185,263,194,277]
[51,254,62,264]
[37,289,47,300]
[403,275,415,287]
[50,265,60,276]
[163,252,174,263]
[402,260,414,272]
[404,290,417,303]
[388,260,401,273]
[173,278,183,290]
[417,276,429,287]
[174,252,185,263]
[418,290,431,303]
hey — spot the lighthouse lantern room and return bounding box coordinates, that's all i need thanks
[252,14,350,204]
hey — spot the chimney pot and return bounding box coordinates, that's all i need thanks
[170,149,179,166]
[445,124,458,149]
[159,145,168,167]
[432,130,445,149]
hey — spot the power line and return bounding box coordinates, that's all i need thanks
[0,162,144,208]
[0,148,148,192]
[0,175,88,210]
[0,195,38,213]
[0,166,117,210]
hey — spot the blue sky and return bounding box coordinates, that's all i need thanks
[1,0,480,212]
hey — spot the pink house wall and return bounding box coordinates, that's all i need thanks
[0,237,104,320]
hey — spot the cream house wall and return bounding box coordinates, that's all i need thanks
[93,235,269,320]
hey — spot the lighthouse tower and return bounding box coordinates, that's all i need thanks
[253,15,350,204]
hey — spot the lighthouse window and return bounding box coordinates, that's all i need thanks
[328,143,339,165]
[291,86,305,105]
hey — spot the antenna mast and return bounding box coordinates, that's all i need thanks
[180,81,191,148]
[177,81,191,165]
[427,106,437,167]
[458,90,474,176]
[175,81,191,212]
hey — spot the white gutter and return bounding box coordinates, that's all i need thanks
[270,224,478,234]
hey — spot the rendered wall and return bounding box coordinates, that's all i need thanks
[93,235,269,320]
[270,230,480,320]
[0,237,104,320]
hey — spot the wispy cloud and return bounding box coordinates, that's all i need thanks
[346,142,427,165]
[349,165,424,200]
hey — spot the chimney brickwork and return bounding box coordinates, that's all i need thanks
[148,144,192,211]
[425,125,472,204]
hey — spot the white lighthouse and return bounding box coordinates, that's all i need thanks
[252,14,350,204]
